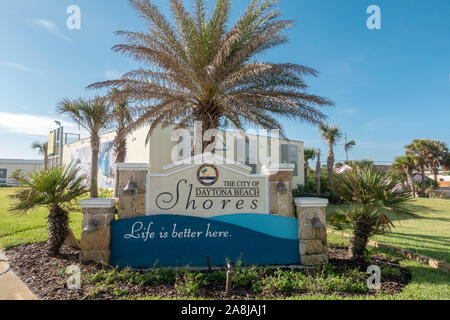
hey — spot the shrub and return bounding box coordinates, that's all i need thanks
[330,166,413,262]
[293,169,341,204]
[175,270,208,297]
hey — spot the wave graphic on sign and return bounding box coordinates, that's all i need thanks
[210,214,298,240]
[110,214,300,268]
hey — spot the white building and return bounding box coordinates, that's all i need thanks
[0,159,43,186]
[52,123,306,188]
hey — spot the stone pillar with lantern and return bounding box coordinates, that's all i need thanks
[79,198,116,264]
[116,163,151,219]
[295,197,329,266]
[262,163,295,217]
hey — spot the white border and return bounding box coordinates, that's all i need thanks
[79,198,115,209]
[294,197,329,207]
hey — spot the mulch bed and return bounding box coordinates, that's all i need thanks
[5,243,411,300]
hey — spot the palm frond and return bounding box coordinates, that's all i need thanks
[87,0,333,141]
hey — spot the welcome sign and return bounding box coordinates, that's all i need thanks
[110,214,300,268]
[110,155,300,268]
[146,156,269,217]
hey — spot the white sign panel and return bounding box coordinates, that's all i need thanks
[147,161,268,218]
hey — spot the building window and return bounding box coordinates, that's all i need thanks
[281,144,298,177]
[0,168,7,185]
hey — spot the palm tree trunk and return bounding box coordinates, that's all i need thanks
[327,144,335,187]
[114,130,127,198]
[406,171,416,197]
[349,217,372,263]
[420,165,426,197]
[47,206,69,256]
[304,161,308,186]
[316,150,321,195]
[90,134,100,198]
[44,153,49,170]
[192,110,221,154]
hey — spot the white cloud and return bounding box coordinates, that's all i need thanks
[0,61,41,74]
[0,112,79,136]
[30,19,71,42]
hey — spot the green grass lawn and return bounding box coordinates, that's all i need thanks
[327,198,450,263]
[0,187,83,249]
[322,232,450,300]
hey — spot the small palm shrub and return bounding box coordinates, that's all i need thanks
[330,167,412,263]
[10,165,88,256]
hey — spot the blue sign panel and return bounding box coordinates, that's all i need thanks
[110,214,300,268]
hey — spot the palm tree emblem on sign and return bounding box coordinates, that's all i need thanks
[197,165,219,186]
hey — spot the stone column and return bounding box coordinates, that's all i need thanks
[262,164,295,218]
[295,197,329,266]
[79,198,115,264]
[116,163,151,219]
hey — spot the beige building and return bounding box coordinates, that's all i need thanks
[0,159,43,186]
[57,124,305,189]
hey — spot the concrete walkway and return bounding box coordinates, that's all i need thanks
[0,250,37,300]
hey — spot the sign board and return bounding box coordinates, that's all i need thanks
[0,169,7,185]
[110,214,300,268]
[146,155,269,217]
[47,131,56,155]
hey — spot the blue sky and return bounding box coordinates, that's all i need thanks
[0,0,449,164]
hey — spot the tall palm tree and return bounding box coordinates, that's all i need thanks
[344,139,355,162]
[31,141,49,170]
[57,97,111,198]
[392,155,417,197]
[88,0,333,150]
[331,166,412,263]
[427,140,449,182]
[406,139,431,197]
[107,89,136,197]
[10,165,88,256]
[320,124,342,187]
[443,153,450,171]
[315,149,321,196]
[303,147,316,185]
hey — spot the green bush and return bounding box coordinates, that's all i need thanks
[262,269,306,293]
[87,265,369,298]
[293,169,341,204]
[175,271,208,297]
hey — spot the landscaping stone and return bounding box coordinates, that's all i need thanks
[305,239,324,255]
[263,164,294,217]
[295,197,329,266]
[81,212,114,229]
[80,227,110,251]
[301,253,328,266]
[299,223,314,240]
[79,198,115,264]
[80,249,110,265]
[117,163,150,219]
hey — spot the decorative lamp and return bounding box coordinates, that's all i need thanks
[83,216,98,232]
[123,176,137,193]
[277,180,288,192]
